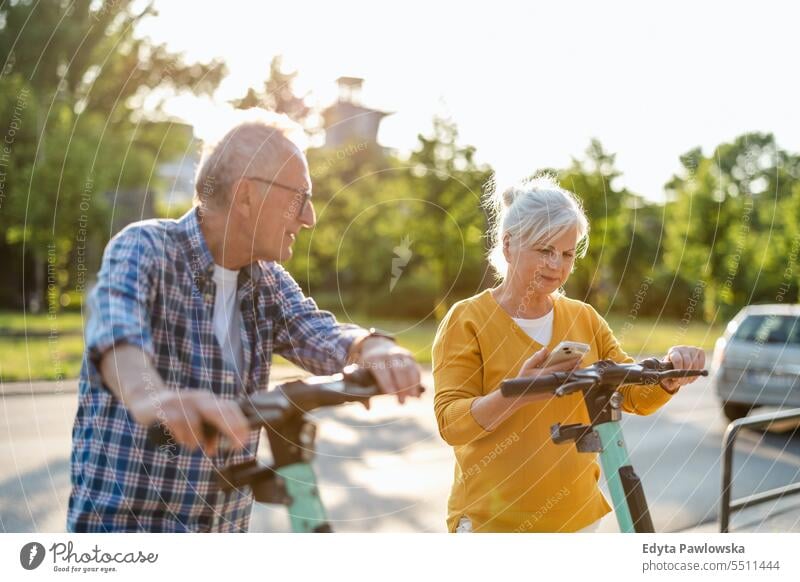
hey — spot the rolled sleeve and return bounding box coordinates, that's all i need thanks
[619,382,673,415]
[85,227,159,369]
[270,264,368,375]
[589,305,674,416]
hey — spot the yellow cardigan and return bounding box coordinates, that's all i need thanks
[432,289,674,532]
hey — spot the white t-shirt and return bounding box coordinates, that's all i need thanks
[212,264,243,371]
[512,308,554,346]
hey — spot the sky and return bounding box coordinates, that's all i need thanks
[139,0,800,202]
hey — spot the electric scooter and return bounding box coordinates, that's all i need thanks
[501,358,708,533]
[148,365,409,532]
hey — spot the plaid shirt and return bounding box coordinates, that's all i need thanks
[68,208,366,532]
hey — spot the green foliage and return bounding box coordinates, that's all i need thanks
[663,133,800,321]
[0,0,225,310]
[293,129,800,325]
[406,117,492,317]
[287,116,491,320]
[559,139,632,311]
[231,55,312,127]
[3,1,798,329]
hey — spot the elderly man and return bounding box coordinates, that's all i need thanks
[67,112,422,532]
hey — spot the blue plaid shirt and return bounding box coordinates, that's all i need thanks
[68,208,366,532]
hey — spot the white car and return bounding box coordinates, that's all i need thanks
[710,304,800,422]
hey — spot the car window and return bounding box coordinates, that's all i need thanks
[732,315,800,344]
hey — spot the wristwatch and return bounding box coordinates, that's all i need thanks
[365,327,396,343]
[347,328,397,365]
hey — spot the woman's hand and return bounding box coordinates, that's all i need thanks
[517,346,583,378]
[660,345,706,394]
[471,347,583,432]
[515,347,583,402]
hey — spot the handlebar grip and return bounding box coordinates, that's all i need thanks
[146,421,217,449]
[501,373,566,397]
[640,358,708,378]
[342,365,426,396]
[147,423,173,448]
[343,365,377,387]
[658,369,709,379]
[640,358,674,371]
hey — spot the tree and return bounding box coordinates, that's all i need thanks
[285,116,491,320]
[559,139,633,312]
[407,116,492,318]
[0,0,226,310]
[231,55,312,127]
[663,133,800,322]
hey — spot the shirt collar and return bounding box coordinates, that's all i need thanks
[176,206,216,281]
[176,206,264,295]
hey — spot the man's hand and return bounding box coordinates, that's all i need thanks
[660,345,706,394]
[100,344,250,455]
[127,389,251,456]
[354,338,423,404]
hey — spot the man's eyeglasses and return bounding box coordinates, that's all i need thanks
[244,176,312,218]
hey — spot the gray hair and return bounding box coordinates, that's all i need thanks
[194,109,307,207]
[484,173,590,278]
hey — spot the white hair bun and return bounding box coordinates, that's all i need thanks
[502,186,521,209]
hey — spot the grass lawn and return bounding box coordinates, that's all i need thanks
[0,310,86,335]
[0,335,85,381]
[342,315,725,364]
[0,310,725,382]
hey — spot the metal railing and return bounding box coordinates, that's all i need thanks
[720,407,800,532]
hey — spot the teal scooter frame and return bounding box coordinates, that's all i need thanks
[501,358,707,533]
[149,365,406,532]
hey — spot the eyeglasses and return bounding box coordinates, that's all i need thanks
[244,176,313,218]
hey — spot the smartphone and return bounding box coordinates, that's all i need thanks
[543,341,590,367]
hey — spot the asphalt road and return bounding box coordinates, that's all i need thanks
[2,372,799,533]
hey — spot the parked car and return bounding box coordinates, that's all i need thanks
[710,304,800,422]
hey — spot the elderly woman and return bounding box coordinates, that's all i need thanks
[432,175,704,533]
